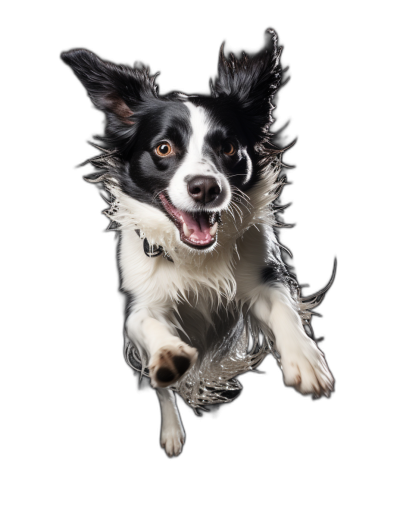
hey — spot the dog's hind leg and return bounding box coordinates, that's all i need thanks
[126,308,198,388]
[156,388,185,457]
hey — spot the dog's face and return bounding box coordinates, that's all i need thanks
[125,97,256,249]
[61,29,282,251]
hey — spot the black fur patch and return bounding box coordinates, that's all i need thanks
[261,265,285,285]
[261,262,299,297]
[212,29,283,143]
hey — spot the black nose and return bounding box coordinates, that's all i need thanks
[187,176,221,205]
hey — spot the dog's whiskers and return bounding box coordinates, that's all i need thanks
[231,192,251,214]
[231,202,244,223]
[231,186,251,204]
[226,205,240,231]
[152,188,168,204]
[232,199,250,216]
[232,199,251,221]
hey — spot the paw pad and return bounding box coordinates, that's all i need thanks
[156,367,175,383]
[172,355,191,374]
[150,343,198,388]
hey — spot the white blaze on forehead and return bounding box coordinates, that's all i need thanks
[167,101,232,213]
[184,102,211,163]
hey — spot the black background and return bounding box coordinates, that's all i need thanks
[41,4,365,502]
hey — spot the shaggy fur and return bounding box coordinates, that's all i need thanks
[61,29,335,457]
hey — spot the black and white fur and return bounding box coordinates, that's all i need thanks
[61,29,335,457]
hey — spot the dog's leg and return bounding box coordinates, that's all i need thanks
[156,388,185,457]
[126,308,198,388]
[251,284,334,397]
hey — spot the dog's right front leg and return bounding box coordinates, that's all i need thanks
[126,308,198,388]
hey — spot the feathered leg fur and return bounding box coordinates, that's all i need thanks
[235,225,334,397]
[250,284,334,396]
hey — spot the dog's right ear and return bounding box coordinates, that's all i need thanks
[61,49,158,126]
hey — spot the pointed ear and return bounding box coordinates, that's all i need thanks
[212,29,284,139]
[60,48,159,125]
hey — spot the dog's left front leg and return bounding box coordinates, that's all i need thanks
[250,284,334,397]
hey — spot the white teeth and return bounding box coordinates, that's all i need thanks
[209,222,218,237]
[183,222,191,238]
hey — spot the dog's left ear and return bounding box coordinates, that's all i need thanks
[212,29,284,140]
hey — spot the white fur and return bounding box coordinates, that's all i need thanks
[251,285,333,395]
[102,144,333,456]
[156,388,185,457]
[168,102,232,212]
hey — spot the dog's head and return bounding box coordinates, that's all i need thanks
[61,29,284,252]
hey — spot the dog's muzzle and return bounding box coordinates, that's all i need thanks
[160,193,220,250]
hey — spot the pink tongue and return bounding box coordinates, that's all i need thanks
[180,211,211,243]
[159,194,213,244]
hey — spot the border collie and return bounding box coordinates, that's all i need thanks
[61,28,335,457]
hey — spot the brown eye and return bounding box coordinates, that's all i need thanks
[155,142,173,157]
[223,142,236,156]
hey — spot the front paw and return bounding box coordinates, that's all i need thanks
[149,341,198,388]
[280,340,334,398]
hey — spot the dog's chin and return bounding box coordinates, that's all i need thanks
[160,193,220,251]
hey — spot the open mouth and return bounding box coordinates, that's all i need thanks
[160,193,220,249]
